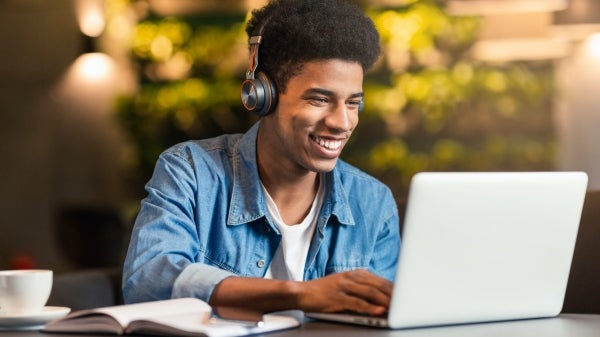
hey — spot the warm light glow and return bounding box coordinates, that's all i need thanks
[72,53,115,82]
[447,0,567,16]
[76,0,106,37]
[585,33,600,59]
[154,51,193,80]
[57,51,136,114]
[477,12,552,40]
[471,38,569,62]
[551,24,600,41]
[150,35,173,61]
[245,0,268,10]
[148,0,251,15]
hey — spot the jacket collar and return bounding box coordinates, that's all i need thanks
[227,121,355,227]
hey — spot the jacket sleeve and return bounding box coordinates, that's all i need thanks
[121,150,235,304]
[369,187,401,282]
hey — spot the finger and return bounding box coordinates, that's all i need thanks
[339,294,389,316]
[342,280,391,308]
[346,270,394,297]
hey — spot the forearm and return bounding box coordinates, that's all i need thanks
[208,276,301,313]
[208,270,393,315]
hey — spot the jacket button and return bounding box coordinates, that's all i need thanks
[257,259,266,268]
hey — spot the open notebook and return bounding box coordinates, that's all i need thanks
[308,171,588,329]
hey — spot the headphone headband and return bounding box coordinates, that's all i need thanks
[246,36,262,80]
[241,17,277,117]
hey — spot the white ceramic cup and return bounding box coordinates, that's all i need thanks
[0,269,53,315]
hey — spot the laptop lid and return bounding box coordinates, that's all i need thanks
[388,171,588,329]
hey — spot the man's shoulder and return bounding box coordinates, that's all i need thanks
[335,160,385,185]
[334,160,393,197]
[332,160,398,224]
[163,133,244,159]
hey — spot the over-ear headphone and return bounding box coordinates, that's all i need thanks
[241,19,277,117]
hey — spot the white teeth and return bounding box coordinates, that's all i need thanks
[313,136,342,151]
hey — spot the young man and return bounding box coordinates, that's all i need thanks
[122,0,400,315]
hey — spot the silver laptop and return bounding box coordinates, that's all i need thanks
[308,171,588,329]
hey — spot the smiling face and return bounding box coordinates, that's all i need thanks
[257,59,364,178]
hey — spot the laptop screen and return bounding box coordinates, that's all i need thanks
[388,171,587,329]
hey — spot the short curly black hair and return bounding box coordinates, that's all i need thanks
[246,0,381,94]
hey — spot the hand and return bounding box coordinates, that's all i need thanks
[295,269,393,315]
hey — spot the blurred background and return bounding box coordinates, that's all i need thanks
[1,0,599,273]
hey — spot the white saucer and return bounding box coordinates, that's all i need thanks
[0,306,70,330]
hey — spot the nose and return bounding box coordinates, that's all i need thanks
[324,102,356,132]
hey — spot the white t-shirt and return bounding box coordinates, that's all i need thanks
[263,175,325,281]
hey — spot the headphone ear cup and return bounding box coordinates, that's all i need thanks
[241,72,277,117]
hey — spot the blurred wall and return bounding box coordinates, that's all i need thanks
[555,34,600,190]
[0,0,131,271]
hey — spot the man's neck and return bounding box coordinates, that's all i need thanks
[260,166,319,225]
[257,136,320,225]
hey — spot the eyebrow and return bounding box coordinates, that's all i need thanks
[302,88,364,99]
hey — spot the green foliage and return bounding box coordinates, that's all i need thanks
[115,0,556,198]
[115,13,257,182]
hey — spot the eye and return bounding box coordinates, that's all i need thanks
[347,99,363,109]
[307,96,329,106]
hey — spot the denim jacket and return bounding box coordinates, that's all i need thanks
[122,122,400,304]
